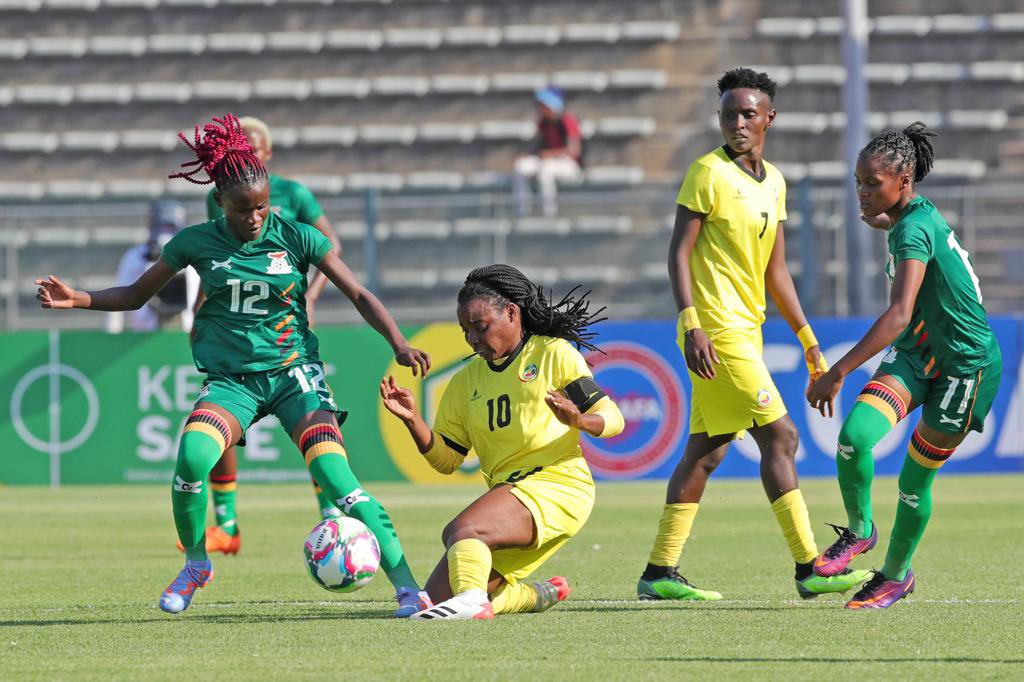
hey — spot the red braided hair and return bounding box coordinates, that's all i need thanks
[169,113,268,190]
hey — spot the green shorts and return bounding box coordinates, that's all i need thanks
[195,360,348,441]
[878,347,1002,435]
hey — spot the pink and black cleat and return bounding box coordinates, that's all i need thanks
[845,569,915,610]
[814,523,878,577]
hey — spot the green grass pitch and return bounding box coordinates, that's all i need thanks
[3,476,1023,680]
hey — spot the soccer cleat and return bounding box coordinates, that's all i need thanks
[410,589,495,621]
[796,568,872,600]
[814,523,878,577]
[637,567,723,601]
[845,570,915,609]
[176,526,241,555]
[532,576,571,613]
[393,587,433,618]
[158,560,213,614]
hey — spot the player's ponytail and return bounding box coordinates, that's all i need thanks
[458,264,606,352]
[860,120,938,185]
[169,113,267,194]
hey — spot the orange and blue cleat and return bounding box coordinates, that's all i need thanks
[159,560,213,614]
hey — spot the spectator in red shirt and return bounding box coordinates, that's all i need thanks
[514,87,583,217]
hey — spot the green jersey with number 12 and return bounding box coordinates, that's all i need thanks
[885,195,997,377]
[160,212,331,373]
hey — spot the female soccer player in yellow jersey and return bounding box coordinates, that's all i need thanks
[380,264,625,620]
[637,68,870,601]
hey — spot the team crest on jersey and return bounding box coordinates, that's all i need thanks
[756,389,773,407]
[266,251,292,275]
[520,363,539,383]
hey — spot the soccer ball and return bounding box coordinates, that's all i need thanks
[303,517,380,593]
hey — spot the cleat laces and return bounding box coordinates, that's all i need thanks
[852,570,887,600]
[666,567,698,587]
[823,523,860,559]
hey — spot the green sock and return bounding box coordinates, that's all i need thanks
[308,452,418,591]
[836,399,897,537]
[881,445,944,580]
[210,475,238,536]
[172,430,225,562]
[312,479,340,518]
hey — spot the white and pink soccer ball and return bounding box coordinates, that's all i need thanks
[303,517,380,593]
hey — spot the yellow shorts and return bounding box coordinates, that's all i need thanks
[493,457,596,585]
[679,327,788,437]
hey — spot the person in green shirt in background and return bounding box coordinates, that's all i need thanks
[194,116,346,553]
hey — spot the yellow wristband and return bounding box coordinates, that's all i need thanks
[796,325,818,352]
[680,307,700,333]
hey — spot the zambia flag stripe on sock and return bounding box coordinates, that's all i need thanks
[184,409,232,451]
[908,429,955,469]
[856,381,907,426]
[300,424,345,466]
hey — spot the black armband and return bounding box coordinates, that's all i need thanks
[564,376,606,412]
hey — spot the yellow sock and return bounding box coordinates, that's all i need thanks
[491,582,538,614]
[770,489,818,564]
[648,503,699,566]
[447,538,492,595]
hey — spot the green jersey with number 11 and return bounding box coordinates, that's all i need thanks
[885,195,998,377]
[160,212,331,373]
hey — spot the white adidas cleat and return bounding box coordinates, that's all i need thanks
[409,588,494,621]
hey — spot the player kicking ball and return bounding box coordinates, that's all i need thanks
[36,114,432,617]
[638,68,870,602]
[381,265,624,620]
[807,123,1002,609]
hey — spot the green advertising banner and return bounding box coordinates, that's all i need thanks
[1,324,481,486]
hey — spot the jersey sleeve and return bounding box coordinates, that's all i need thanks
[205,190,222,220]
[296,222,333,265]
[159,229,193,272]
[552,339,593,387]
[433,374,471,454]
[562,113,582,140]
[293,183,325,225]
[892,223,934,264]
[676,161,716,215]
[776,175,788,222]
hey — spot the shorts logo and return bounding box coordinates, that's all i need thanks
[756,389,773,407]
[520,364,539,383]
[196,385,210,400]
[266,251,292,275]
[174,476,203,494]
[940,414,964,428]
[898,489,919,509]
[339,487,370,513]
[882,348,898,364]
[580,342,685,479]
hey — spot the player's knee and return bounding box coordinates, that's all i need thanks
[696,448,727,476]
[767,420,799,459]
[442,519,490,548]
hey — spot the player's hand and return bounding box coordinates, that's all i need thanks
[394,345,431,377]
[545,390,582,428]
[36,275,75,309]
[683,329,719,380]
[806,367,843,418]
[805,345,828,383]
[380,375,418,421]
[860,212,892,230]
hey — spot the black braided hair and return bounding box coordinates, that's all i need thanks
[860,121,937,184]
[457,264,607,353]
[718,67,777,101]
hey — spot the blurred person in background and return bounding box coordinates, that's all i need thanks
[106,200,198,334]
[205,116,341,328]
[513,86,583,217]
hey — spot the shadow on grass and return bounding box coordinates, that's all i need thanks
[1,610,395,627]
[651,656,1024,665]
[565,605,792,613]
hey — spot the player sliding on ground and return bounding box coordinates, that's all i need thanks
[36,114,433,617]
[807,123,1002,609]
[380,265,624,620]
[638,68,870,602]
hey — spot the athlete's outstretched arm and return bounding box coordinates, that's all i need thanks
[807,259,926,416]
[36,260,177,312]
[380,376,462,474]
[668,204,719,380]
[316,251,430,376]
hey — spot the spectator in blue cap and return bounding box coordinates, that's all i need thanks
[106,199,200,333]
[513,86,584,217]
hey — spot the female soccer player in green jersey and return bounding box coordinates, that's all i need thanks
[36,114,433,617]
[807,122,1003,609]
[380,265,624,619]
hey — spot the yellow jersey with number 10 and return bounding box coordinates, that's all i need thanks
[432,335,602,488]
[676,146,788,333]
